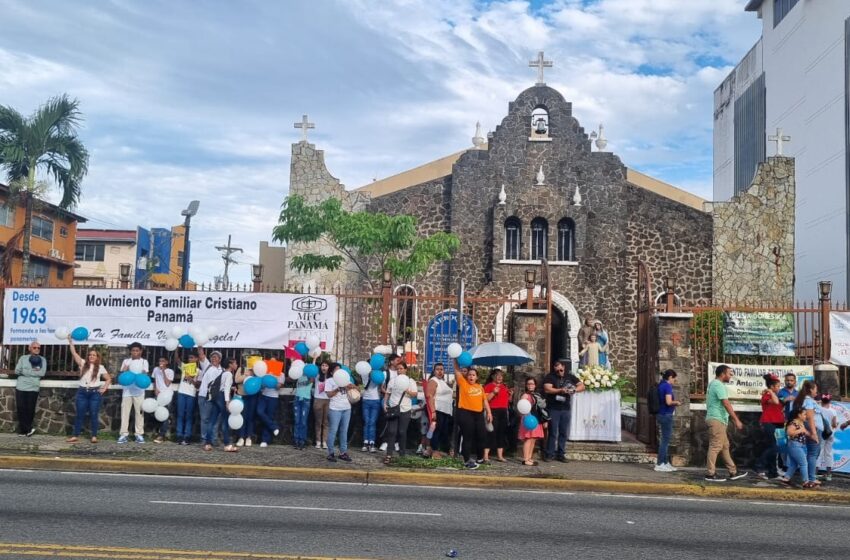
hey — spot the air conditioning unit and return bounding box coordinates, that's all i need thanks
[49,249,63,260]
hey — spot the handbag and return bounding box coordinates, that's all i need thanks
[384,403,401,419]
[347,387,362,404]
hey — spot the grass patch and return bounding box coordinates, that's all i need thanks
[389,455,486,470]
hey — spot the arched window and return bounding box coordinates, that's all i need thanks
[557,218,576,261]
[531,107,549,135]
[504,217,521,260]
[393,285,417,344]
[530,218,548,260]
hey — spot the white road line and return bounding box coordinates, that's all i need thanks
[747,501,850,510]
[150,500,442,516]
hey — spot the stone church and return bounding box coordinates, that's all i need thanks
[284,57,795,379]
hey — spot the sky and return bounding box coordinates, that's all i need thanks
[0,0,762,284]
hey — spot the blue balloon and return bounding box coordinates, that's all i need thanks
[261,374,279,389]
[523,414,539,430]
[117,371,135,386]
[304,364,319,378]
[369,354,385,370]
[179,334,195,348]
[457,351,473,368]
[295,342,309,357]
[71,326,89,342]
[134,373,151,389]
[244,377,262,395]
[370,370,385,385]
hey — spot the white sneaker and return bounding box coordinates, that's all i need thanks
[273,429,280,437]
[416,444,424,455]
[315,442,322,449]
[654,464,668,472]
[379,442,388,452]
[260,442,268,448]
[394,443,399,451]
[245,437,252,447]
[361,445,369,452]
[236,438,245,447]
[665,463,678,472]
[321,442,328,449]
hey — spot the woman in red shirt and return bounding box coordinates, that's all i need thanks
[483,368,511,463]
[755,374,784,480]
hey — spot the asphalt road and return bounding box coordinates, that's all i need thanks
[1,469,849,560]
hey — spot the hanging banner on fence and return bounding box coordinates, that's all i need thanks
[2,288,337,350]
[424,309,477,374]
[829,312,850,366]
[819,402,850,474]
[722,311,795,357]
[708,362,813,400]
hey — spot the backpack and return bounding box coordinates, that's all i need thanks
[647,382,661,415]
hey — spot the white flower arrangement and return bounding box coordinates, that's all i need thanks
[578,365,626,393]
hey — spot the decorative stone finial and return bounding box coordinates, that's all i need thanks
[498,184,507,205]
[472,121,486,149]
[535,165,545,186]
[589,123,607,151]
[573,185,582,207]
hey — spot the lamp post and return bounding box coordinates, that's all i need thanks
[819,280,832,362]
[252,263,264,292]
[119,263,131,289]
[664,276,677,312]
[525,269,536,309]
[380,269,393,345]
[180,200,200,290]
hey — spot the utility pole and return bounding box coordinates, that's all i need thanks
[215,234,243,290]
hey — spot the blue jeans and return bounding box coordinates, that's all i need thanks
[327,408,351,454]
[73,388,102,437]
[239,393,259,439]
[806,431,822,483]
[256,395,280,444]
[546,408,571,459]
[362,399,380,443]
[293,397,310,444]
[176,393,195,441]
[755,423,780,476]
[198,395,212,443]
[785,440,808,481]
[656,413,673,465]
[204,394,230,445]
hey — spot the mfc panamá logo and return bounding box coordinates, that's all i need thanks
[291,296,327,312]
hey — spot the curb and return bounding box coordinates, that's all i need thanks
[1,454,848,505]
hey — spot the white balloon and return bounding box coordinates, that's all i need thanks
[333,370,350,388]
[171,325,186,339]
[252,360,268,376]
[194,333,209,347]
[154,406,170,422]
[156,391,173,406]
[55,326,70,340]
[205,325,218,338]
[306,334,321,350]
[309,346,322,359]
[228,399,244,415]
[188,325,203,339]
[164,338,179,352]
[288,368,303,381]
[447,343,463,359]
[142,398,159,413]
[394,374,410,391]
[355,361,371,376]
[228,414,244,430]
[291,359,305,372]
[516,398,532,415]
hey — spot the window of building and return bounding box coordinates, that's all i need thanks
[531,107,549,135]
[557,218,576,261]
[773,0,798,27]
[530,217,548,260]
[59,226,68,238]
[75,243,105,262]
[0,205,14,228]
[504,217,521,260]
[177,250,184,268]
[733,73,766,195]
[29,260,50,283]
[56,268,64,280]
[32,216,54,241]
[393,285,417,344]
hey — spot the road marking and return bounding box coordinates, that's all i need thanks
[0,542,380,560]
[150,499,442,517]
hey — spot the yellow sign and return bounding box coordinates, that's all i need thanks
[182,362,198,378]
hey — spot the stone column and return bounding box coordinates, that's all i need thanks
[655,312,694,467]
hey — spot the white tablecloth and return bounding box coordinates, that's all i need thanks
[568,390,621,442]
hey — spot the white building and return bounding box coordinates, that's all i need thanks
[713,0,850,301]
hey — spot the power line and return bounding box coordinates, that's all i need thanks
[215,234,243,289]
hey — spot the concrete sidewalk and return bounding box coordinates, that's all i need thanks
[1,432,848,504]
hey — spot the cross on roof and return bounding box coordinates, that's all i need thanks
[768,127,791,155]
[529,51,553,85]
[294,114,315,142]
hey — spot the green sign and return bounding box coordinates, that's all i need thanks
[722,311,795,356]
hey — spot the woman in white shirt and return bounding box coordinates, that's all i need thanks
[382,362,418,464]
[425,363,454,458]
[324,363,354,463]
[67,338,111,444]
[360,365,382,453]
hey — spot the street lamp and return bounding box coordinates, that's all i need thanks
[819,281,833,299]
[180,200,200,290]
[252,263,264,292]
[664,276,677,312]
[525,269,536,309]
[119,263,131,289]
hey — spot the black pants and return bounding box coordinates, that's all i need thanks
[430,411,453,452]
[486,408,509,450]
[383,411,411,457]
[457,408,486,462]
[16,389,39,434]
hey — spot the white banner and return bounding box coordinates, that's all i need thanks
[708,362,813,400]
[3,288,337,350]
[830,312,850,366]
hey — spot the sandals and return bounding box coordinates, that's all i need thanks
[224,445,238,453]
[204,444,213,451]
[495,457,507,463]
[90,437,98,444]
[66,437,79,443]
[383,455,392,465]
[522,460,538,466]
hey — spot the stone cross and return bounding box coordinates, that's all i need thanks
[768,127,791,155]
[294,114,315,142]
[529,51,553,85]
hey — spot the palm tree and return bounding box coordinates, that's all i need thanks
[0,94,89,282]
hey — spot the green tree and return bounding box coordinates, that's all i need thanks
[0,95,89,282]
[272,194,460,290]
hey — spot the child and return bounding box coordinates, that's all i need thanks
[174,350,198,445]
[578,334,607,367]
[818,394,839,482]
[293,365,313,450]
[781,407,810,487]
[152,356,174,443]
[118,342,149,444]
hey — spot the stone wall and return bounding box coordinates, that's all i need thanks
[655,314,695,465]
[690,408,765,468]
[712,156,795,305]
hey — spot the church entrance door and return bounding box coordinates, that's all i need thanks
[636,261,658,448]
